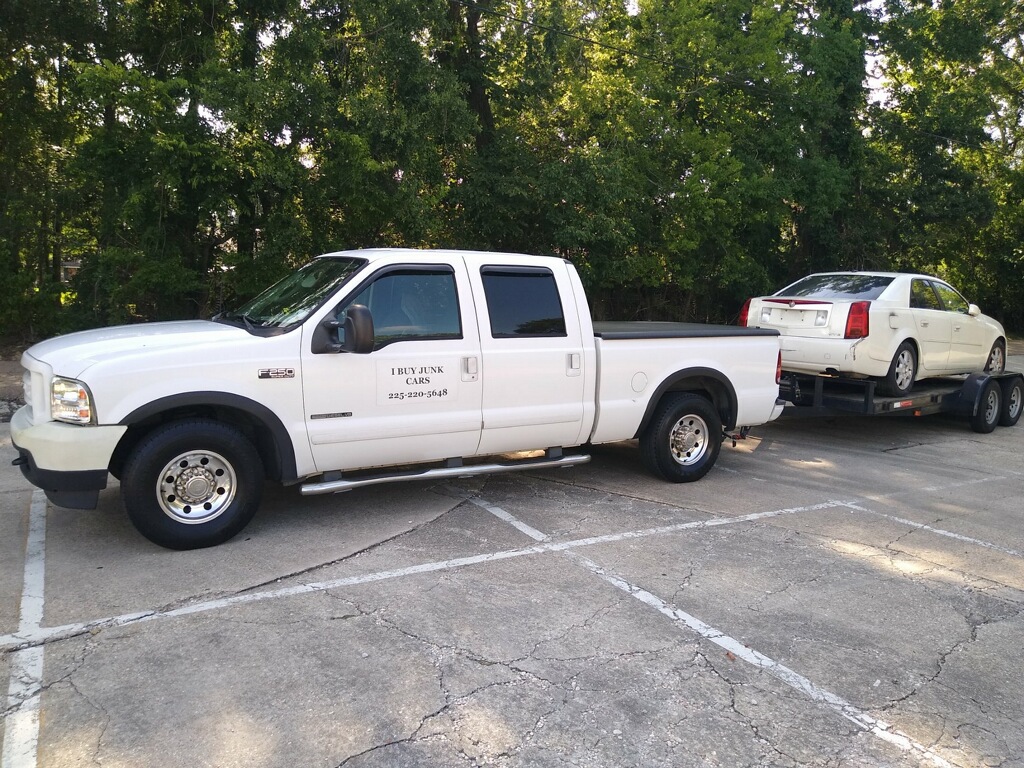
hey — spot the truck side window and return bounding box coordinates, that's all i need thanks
[480,267,567,338]
[339,268,461,349]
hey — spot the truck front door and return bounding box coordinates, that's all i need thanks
[300,263,483,472]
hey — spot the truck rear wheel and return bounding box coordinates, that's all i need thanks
[640,393,722,483]
[121,419,264,550]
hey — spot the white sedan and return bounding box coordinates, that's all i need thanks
[740,272,1007,395]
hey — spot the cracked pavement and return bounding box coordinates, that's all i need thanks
[3,360,1024,767]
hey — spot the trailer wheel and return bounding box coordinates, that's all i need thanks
[969,380,1001,434]
[121,419,264,550]
[879,342,916,396]
[640,393,722,483]
[999,378,1022,427]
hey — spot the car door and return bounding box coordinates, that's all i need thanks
[463,254,588,455]
[300,263,483,473]
[908,278,952,372]
[933,281,986,371]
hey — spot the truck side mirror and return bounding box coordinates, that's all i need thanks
[343,304,374,354]
[311,304,375,355]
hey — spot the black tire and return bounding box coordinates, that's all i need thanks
[985,340,1006,373]
[999,377,1023,427]
[969,380,1001,434]
[640,393,723,483]
[879,341,917,397]
[121,419,264,549]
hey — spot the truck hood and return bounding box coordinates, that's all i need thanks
[25,321,252,378]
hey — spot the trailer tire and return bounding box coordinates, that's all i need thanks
[121,419,264,550]
[879,342,916,396]
[999,378,1022,427]
[969,380,1001,434]
[640,393,722,483]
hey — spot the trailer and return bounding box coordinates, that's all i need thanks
[779,370,1023,434]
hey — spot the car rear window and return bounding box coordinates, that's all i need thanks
[775,274,894,300]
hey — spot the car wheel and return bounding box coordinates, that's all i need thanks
[121,419,264,550]
[640,393,723,483]
[985,340,1006,373]
[999,377,1022,427]
[879,342,917,397]
[969,380,1001,434]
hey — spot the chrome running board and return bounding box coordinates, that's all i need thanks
[300,453,591,495]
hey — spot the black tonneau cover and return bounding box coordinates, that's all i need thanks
[592,321,779,340]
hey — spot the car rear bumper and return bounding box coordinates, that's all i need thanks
[779,336,889,378]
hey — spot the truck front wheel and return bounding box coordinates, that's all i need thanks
[640,393,723,483]
[121,419,264,550]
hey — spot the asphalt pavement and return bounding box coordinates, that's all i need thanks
[1,352,1023,767]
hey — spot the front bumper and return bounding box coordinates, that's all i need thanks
[10,405,127,509]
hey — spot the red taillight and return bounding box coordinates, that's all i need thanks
[738,299,751,326]
[844,301,870,339]
[776,350,782,384]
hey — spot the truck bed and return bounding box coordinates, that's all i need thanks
[592,321,779,340]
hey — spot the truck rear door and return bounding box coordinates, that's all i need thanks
[462,254,588,454]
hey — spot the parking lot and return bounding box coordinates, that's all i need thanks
[3,356,1023,767]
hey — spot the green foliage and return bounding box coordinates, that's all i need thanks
[1,0,1022,338]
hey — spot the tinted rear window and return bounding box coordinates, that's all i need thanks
[480,267,567,337]
[775,274,894,300]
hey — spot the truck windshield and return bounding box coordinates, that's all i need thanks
[217,256,366,332]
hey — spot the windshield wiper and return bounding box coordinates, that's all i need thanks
[215,311,263,332]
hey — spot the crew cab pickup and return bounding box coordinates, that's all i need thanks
[12,249,784,549]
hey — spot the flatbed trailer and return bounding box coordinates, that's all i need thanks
[779,370,1023,434]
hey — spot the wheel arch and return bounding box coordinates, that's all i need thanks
[634,368,737,438]
[111,392,298,484]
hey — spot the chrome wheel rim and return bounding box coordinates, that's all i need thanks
[156,450,236,524]
[894,349,915,391]
[983,389,1000,424]
[988,346,1005,373]
[669,414,709,466]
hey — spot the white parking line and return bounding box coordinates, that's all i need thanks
[844,502,1023,559]
[3,487,1014,767]
[2,490,47,768]
[472,497,956,767]
[0,499,851,653]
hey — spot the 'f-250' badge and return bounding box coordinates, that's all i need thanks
[258,368,295,379]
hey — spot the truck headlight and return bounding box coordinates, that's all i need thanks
[51,377,95,424]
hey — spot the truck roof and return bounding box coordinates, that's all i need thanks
[317,248,567,264]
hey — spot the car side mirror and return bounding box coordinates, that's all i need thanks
[343,304,374,354]
[968,304,981,317]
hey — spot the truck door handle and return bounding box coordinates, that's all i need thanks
[462,356,479,382]
[566,352,581,377]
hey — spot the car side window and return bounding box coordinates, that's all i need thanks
[932,282,970,314]
[910,280,942,311]
[480,266,567,337]
[338,268,462,349]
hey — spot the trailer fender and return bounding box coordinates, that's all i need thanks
[955,373,997,418]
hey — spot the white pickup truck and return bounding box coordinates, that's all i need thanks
[12,249,784,549]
